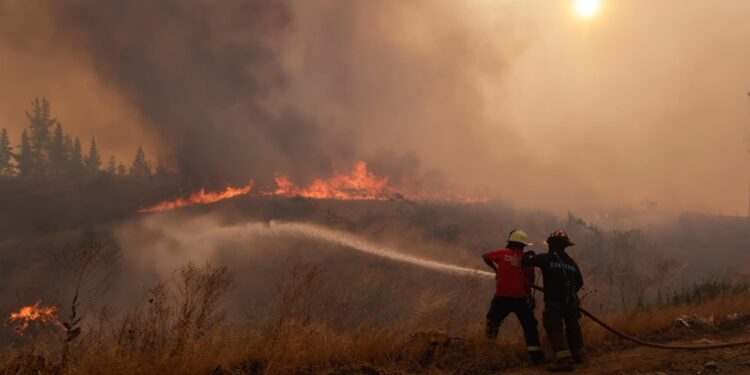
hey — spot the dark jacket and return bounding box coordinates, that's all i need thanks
[522,251,583,306]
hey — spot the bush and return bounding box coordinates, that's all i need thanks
[670,278,749,306]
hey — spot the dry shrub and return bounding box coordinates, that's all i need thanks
[269,259,329,329]
[6,255,750,375]
[58,241,121,365]
[245,263,528,374]
[172,263,235,351]
[59,262,235,375]
[582,293,750,351]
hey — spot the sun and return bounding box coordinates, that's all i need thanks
[573,0,601,19]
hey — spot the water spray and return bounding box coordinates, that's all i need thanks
[159,218,750,351]
[262,221,750,351]
[265,220,495,279]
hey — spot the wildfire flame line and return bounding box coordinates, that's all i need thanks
[8,300,62,334]
[269,162,487,203]
[138,161,487,214]
[138,182,254,213]
[271,161,391,200]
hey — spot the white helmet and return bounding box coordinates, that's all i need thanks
[508,229,532,246]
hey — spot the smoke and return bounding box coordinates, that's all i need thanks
[0,0,527,190]
[114,213,492,281]
[281,1,531,196]
[2,1,750,213]
[107,211,494,320]
[499,1,750,214]
[42,0,330,186]
[0,1,156,163]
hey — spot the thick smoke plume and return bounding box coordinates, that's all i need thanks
[2,1,750,213]
[0,0,524,193]
[1,0,363,187]
[41,0,339,187]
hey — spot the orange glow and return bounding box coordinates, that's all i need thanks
[271,161,391,200]
[270,161,488,203]
[139,182,254,213]
[138,162,487,214]
[9,301,62,334]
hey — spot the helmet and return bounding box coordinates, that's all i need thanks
[546,230,575,246]
[508,229,532,246]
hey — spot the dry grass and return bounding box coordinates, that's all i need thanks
[3,259,750,375]
[581,293,750,349]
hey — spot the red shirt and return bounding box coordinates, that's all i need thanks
[486,249,535,297]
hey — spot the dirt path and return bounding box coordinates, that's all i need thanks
[507,320,750,374]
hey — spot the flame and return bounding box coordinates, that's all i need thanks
[271,161,391,200]
[270,161,488,203]
[138,161,487,214]
[9,301,62,333]
[139,182,254,213]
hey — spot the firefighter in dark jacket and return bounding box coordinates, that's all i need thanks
[523,230,584,372]
[482,229,545,364]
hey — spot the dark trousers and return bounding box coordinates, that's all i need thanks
[485,296,542,355]
[542,302,584,360]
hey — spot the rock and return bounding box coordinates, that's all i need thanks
[694,338,715,344]
[704,361,719,370]
[675,314,718,329]
[675,315,691,328]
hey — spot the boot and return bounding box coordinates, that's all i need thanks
[572,352,586,364]
[529,350,546,365]
[547,358,574,372]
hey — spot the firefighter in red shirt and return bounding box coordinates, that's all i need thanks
[482,229,544,364]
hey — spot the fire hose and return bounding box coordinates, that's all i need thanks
[530,285,750,350]
[256,222,750,350]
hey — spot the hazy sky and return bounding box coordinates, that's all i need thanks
[1,0,749,214]
[498,1,750,215]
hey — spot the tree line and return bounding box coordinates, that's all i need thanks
[0,98,160,178]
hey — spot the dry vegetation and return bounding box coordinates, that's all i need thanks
[1,196,749,375]
[3,247,750,375]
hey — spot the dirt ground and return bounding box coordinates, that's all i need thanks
[507,317,750,374]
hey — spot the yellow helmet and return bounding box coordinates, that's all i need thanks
[507,229,532,246]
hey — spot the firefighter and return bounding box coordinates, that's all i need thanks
[522,230,584,372]
[482,229,545,365]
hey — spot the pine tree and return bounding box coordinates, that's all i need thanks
[0,129,14,176]
[116,162,127,176]
[84,137,101,173]
[63,134,73,156]
[69,137,84,174]
[106,156,117,175]
[15,130,33,177]
[129,145,151,176]
[47,123,67,175]
[26,97,56,174]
